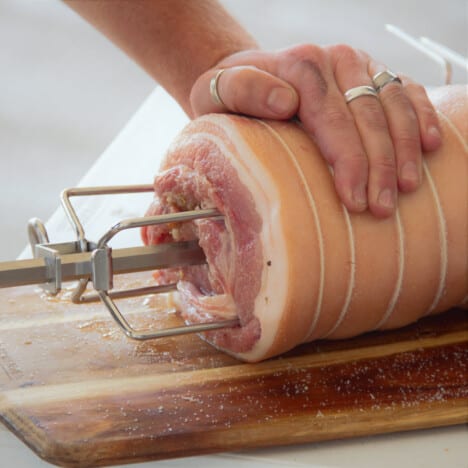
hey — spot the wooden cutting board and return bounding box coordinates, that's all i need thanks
[0,274,466,467]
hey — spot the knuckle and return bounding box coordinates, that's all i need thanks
[332,43,360,65]
[288,43,323,61]
[222,80,240,113]
[293,45,327,72]
[232,92,253,114]
[224,67,264,112]
[228,83,249,113]
[346,152,368,169]
[359,103,388,132]
[393,108,419,132]
[405,82,426,98]
[279,44,329,96]
[373,153,396,173]
[395,131,420,152]
[331,43,352,56]
[357,48,369,59]
[320,106,353,129]
[334,151,368,172]
[380,83,407,105]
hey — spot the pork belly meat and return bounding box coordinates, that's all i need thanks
[143,86,467,362]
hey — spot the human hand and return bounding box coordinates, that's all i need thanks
[190,44,442,218]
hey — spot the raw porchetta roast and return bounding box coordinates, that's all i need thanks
[142,85,468,362]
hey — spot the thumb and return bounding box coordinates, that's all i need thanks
[190,65,299,119]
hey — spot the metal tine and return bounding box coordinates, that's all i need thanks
[97,208,224,249]
[28,218,49,256]
[99,287,239,340]
[79,283,178,303]
[82,207,221,305]
[61,184,162,304]
[61,184,155,252]
[385,24,452,84]
[58,184,238,340]
[61,185,157,303]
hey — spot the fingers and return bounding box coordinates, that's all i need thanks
[334,49,397,217]
[190,65,298,119]
[188,45,442,220]
[276,44,441,218]
[367,67,442,198]
[275,44,370,213]
[276,44,396,214]
[400,75,442,153]
[368,65,422,196]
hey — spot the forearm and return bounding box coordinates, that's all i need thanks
[64,0,258,116]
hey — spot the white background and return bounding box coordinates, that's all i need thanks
[0,0,466,261]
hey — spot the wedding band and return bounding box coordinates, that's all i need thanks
[372,70,402,92]
[344,85,378,104]
[210,69,226,106]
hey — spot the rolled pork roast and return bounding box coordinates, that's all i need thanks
[142,85,467,362]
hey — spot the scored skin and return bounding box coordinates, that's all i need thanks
[144,86,467,362]
[261,120,402,340]
[379,163,441,328]
[249,119,425,340]
[422,87,468,313]
[254,119,354,340]
[263,87,467,339]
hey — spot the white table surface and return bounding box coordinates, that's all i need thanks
[3,87,467,467]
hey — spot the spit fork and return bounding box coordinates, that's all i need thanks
[0,184,239,340]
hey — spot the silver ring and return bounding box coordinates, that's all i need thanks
[372,70,402,92]
[344,85,378,104]
[210,69,226,106]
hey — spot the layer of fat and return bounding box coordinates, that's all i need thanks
[196,115,289,361]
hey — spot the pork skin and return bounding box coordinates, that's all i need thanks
[142,85,467,362]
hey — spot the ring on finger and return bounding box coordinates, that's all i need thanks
[344,85,378,104]
[210,69,226,106]
[372,70,402,93]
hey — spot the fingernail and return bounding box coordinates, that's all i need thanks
[428,125,441,142]
[401,161,420,184]
[378,188,395,209]
[352,185,367,209]
[267,87,296,115]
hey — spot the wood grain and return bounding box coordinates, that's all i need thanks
[0,276,466,467]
